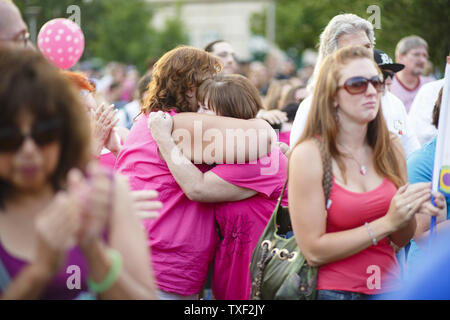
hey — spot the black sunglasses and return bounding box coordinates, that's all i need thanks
[339,75,385,95]
[0,118,63,152]
[382,70,395,81]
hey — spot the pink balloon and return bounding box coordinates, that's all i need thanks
[37,18,85,70]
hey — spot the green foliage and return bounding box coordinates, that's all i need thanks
[16,0,188,74]
[87,0,155,73]
[251,0,449,74]
[150,5,189,56]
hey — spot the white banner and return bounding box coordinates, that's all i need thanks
[432,63,450,196]
[430,62,450,236]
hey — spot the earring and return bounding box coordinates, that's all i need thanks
[333,106,339,123]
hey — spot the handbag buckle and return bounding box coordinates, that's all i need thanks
[271,248,279,257]
[261,240,272,250]
[287,251,298,261]
[278,249,290,260]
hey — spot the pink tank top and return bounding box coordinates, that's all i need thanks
[317,177,401,294]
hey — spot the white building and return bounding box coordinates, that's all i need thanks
[147,0,276,61]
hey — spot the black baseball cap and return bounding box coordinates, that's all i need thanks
[373,49,404,72]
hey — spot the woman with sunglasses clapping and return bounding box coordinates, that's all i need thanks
[288,46,444,300]
[0,47,157,299]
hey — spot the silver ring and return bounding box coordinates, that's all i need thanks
[407,204,412,210]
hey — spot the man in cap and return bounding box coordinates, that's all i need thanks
[374,49,404,91]
[374,48,420,157]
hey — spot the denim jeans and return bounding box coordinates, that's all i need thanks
[317,290,372,300]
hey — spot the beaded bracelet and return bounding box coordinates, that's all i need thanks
[364,222,378,246]
[87,248,122,294]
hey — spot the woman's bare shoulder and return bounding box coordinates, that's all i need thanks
[290,139,322,161]
[289,139,324,178]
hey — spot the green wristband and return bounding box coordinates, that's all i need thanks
[87,248,122,294]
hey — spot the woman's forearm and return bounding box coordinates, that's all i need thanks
[81,240,155,300]
[156,135,206,199]
[172,113,275,164]
[1,262,54,300]
[301,216,396,267]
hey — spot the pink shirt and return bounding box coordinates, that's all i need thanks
[317,178,400,294]
[278,131,291,146]
[391,75,432,113]
[114,112,219,296]
[99,150,116,170]
[211,148,288,300]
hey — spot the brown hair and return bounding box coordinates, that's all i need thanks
[142,45,223,114]
[204,40,225,53]
[432,87,443,128]
[0,47,91,204]
[296,45,405,188]
[197,74,262,119]
[279,84,307,109]
[137,72,152,104]
[264,79,292,110]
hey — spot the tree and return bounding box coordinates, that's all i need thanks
[86,0,155,72]
[16,0,188,73]
[251,0,449,74]
[151,6,189,56]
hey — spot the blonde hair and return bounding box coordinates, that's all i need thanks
[297,45,405,188]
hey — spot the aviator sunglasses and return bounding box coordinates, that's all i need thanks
[382,70,395,81]
[339,75,385,95]
[0,118,63,152]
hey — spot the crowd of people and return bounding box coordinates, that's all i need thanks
[0,0,449,300]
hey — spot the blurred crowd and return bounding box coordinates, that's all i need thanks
[1,0,449,302]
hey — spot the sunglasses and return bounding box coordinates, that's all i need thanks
[0,118,63,152]
[382,70,395,81]
[339,75,385,95]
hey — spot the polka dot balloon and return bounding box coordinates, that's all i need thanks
[37,18,85,70]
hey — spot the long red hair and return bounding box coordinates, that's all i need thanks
[296,46,405,188]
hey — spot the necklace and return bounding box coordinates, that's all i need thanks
[338,144,368,176]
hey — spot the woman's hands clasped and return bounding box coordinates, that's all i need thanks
[91,103,119,157]
[33,162,162,277]
[385,182,446,231]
